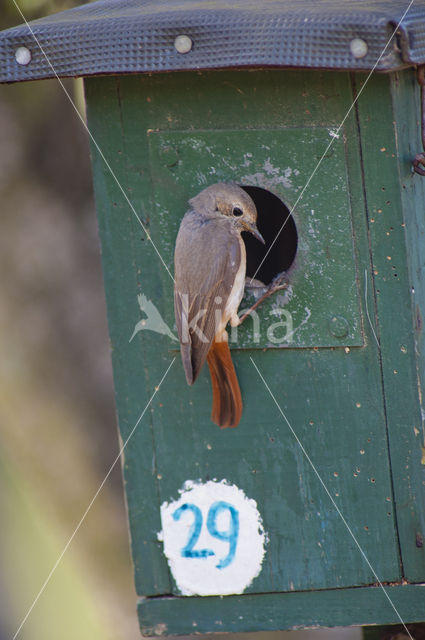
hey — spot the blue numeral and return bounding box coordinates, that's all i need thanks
[207,501,239,569]
[172,501,239,569]
[172,503,214,558]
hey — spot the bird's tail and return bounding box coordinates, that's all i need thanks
[207,337,242,428]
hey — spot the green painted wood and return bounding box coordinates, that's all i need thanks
[84,77,173,596]
[391,69,425,581]
[138,584,425,635]
[148,127,362,348]
[355,70,425,582]
[83,68,425,632]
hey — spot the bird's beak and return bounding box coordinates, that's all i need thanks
[245,221,265,245]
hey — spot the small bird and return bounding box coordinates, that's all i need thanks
[174,183,265,429]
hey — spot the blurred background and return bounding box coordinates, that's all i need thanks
[0,1,361,639]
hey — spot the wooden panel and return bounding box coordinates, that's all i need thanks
[138,584,425,636]
[148,127,362,348]
[355,70,425,581]
[84,76,173,596]
[84,69,405,630]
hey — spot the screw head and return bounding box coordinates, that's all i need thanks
[174,35,193,54]
[15,46,32,66]
[328,315,349,339]
[350,38,368,59]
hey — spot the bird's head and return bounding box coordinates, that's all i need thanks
[189,183,265,244]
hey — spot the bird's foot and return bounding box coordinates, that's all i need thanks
[238,272,290,325]
[267,271,289,294]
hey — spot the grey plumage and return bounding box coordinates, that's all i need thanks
[174,183,261,385]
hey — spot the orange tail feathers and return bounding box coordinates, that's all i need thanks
[206,337,242,428]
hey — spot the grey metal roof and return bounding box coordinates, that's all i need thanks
[1,0,424,84]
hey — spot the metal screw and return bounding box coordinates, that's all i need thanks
[350,38,368,59]
[328,315,349,339]
[15,46,32,66]
[174,35,193,54]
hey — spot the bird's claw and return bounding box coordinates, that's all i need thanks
[268,271,289,293]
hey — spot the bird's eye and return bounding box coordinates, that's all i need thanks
[233,207,243,217]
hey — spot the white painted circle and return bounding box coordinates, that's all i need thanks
[15,46,32,66]
[174,35,193,54]
[159,479,267,596]
[350,38,368,59]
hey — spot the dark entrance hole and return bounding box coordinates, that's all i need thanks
[240,186,298,286]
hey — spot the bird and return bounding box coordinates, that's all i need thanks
[174,183,265,429]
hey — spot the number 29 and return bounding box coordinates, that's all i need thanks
[172,500,239,569]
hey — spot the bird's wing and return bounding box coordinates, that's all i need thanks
[174,213,241,384]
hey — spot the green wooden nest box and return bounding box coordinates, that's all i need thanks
[2,0,425,635]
